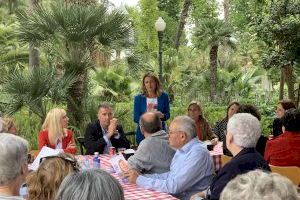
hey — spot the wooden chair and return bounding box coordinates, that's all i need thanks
[76,136,86,155]
[270,165,300,186]
[221,154,232,167]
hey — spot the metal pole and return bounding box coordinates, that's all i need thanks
[158,31,163,84]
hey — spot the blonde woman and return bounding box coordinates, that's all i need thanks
[38,108,76,154]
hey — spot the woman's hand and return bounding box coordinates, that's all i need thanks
[154,111,164,119]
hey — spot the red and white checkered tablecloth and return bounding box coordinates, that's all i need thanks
[76,155,178,200]
[209,142,223,172]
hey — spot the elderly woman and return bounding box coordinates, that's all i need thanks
[191,113,270,200]
[187,101,218,145]
[133,73,170,144]
[0,133,28,199]
[26,153,78,200]
[55,169,124,200]
[265,108,300,167]
[220,170,299,200]
[272,99,295,137]
[38,108,76,154]
[214,102,240,155]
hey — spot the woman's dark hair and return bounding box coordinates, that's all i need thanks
[225,101,240,121]
[236,104,261,121]
[282,108,300,132]
[279,100,296,110]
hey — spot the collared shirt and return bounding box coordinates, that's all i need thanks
[101,125,121,154]
[136,138,214,200]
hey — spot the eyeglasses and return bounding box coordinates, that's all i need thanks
[40,155,80,172]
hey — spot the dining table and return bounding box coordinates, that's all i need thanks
[76,154,179,200]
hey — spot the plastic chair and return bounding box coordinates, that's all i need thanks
[270,165,300,186]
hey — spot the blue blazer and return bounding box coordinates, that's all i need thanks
[133,92,170,144]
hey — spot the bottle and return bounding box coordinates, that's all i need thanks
[93,152,101,168]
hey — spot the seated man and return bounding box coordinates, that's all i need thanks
[0,133,29,199]
[191,113,270,200]
[264,108,300,167]
[126,116,214,200]
[127,112,175,174]
[84,103,130,155]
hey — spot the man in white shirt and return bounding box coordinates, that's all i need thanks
[84,103,130,154]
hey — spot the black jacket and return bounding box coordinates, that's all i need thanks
[84,120,130,155]
[209,148,270,200]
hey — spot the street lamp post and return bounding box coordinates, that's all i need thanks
[155,17,166,84]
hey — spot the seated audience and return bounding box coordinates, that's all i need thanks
[55,169,124,200]
[84,103,130,155]
[126,116,214,200]
[187,101,218,145]
[127,112,175,174]
[272,99,295,137]
[236,104,268,156]
[2,117,18,135]
[220,170,299,200]
[265,108,300,167]
[0,133,29,199]
[38,108,76,154]
[191,113,270,200]
[27,153,78,200]
[214,102,240,156]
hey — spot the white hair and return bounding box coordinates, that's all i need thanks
[55,169,124,200]
[0,117,4,132]
[0,133,28,185]
[173,116,197,141]
[220,169,299,200]
[227,113,261,148]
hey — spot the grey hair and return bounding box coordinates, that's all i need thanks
[173,116,197,141]
[55,169,124,200]
[0,133,28,185]
[227,113,261,148]
[0,117,4,132]
[220,169,299,200]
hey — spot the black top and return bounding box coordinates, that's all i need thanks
[272,117,283,137]
[209,148,270,200]
[84,120,130,155]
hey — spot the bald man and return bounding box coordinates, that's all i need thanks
[127,112,175,174]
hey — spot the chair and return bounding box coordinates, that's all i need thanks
[76,136,86,155]
[270,165,300,186]
[221,154,232,167]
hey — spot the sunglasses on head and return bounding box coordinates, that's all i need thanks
[40,155,80,172]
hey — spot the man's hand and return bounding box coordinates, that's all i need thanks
[211,138,218,145]
[190,191,206,200]
[124,169,140,184]
[107,118,118,138]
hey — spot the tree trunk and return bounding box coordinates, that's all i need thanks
[283,64,295,101]
[296,83,300,108]
[174,0,191,51]
[279,67,284,100]
[210,45,219,102]
[223,0,230,23]
[28,0,40,70]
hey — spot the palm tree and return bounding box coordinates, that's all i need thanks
[194,18,234,102]
[16,2,132,125]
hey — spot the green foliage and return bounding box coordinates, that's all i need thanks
[191,0,218,24]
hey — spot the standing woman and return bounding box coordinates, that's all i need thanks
[214,102,240,155]
[134,73,170,144]
[272,99,295,137]
[38,108,77,154]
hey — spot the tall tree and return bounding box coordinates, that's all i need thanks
[17,2,132,125]
[195,18,235,102]
[174,0,191,51]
